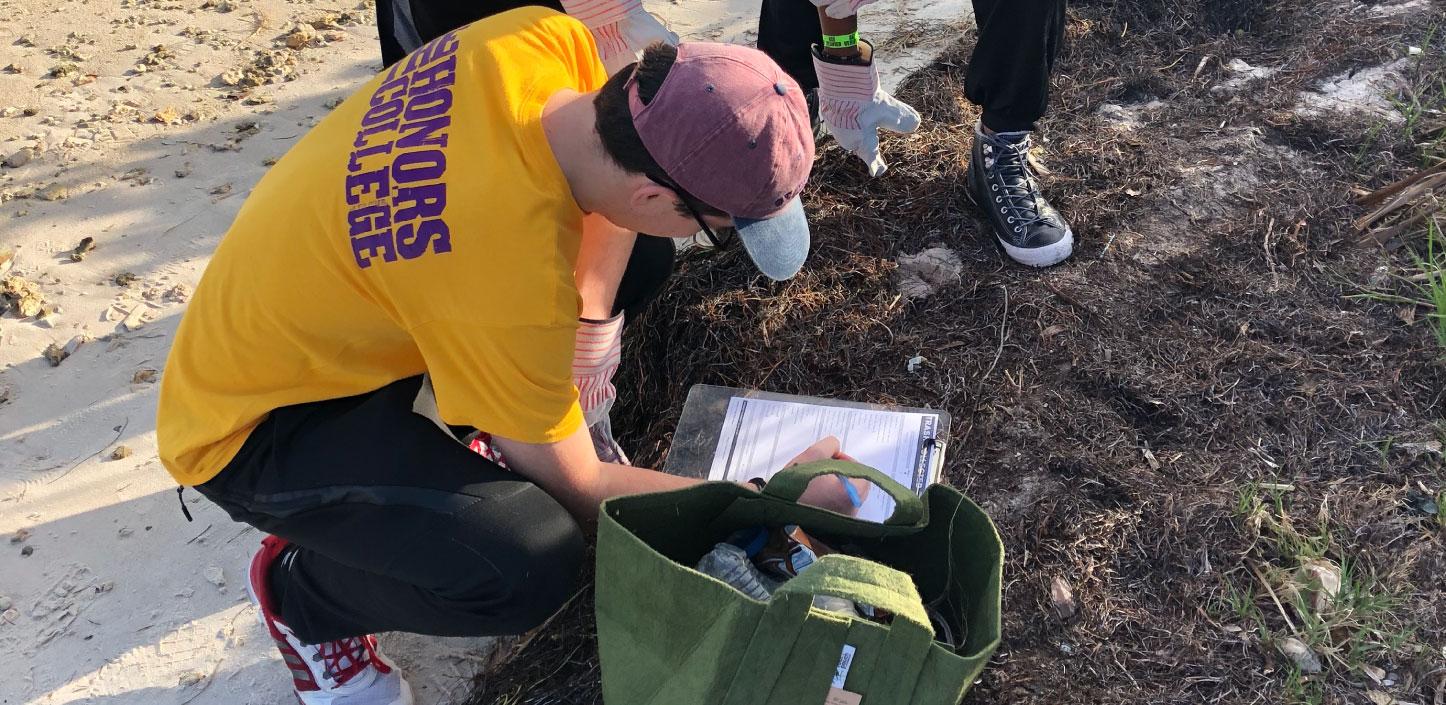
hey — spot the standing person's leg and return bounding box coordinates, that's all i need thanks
[756,0,825,92]
[756,0,831,135]
[964,0,1074,268]
[374,0,410,67]
[965,0,1067,133]
[612,235,675,320]
[196,375,584,700]
[377,0,566,67]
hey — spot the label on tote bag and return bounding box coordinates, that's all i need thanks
[826,645,861,705]
[832,645,856,688]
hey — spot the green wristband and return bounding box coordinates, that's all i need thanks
[821,31,859,49]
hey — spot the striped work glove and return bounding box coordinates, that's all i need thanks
[573,313,630,465]
[812,43,921,177]
[560,0,679,75]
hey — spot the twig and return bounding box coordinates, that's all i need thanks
[979,286,1008,384]
[47,417,128,484]
[1364,198,1443,244]
[1043,282,1102,321]
[1353,171,1446,231]
[225,525,255,544]
[1193,54,1214,80]
[185,524,213,545]
[1248,560,1299,636]
[1356,160,1446,208]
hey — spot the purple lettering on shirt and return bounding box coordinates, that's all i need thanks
[416,31,460,67]
[392,182,446,222]
[395,218,451,259]
[342,30,460,270]
[371,75,411,108]
[351,229,398,268]
[362,99,405,128]
[391,149,446,184]
[348,141,395,173]
[345,168,390,205]
[396,116,450,150]
[348,203,391,238]
[403,89,453,122]
[408,54,457,97]
[353,118,399,149]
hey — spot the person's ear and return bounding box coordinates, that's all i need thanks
[628,177,676,213]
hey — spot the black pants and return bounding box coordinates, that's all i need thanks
[193,236,670,644]
[377,0,564,66]
[197,375,584,643]
[378,0,1064,130]
[756,0,1068,132]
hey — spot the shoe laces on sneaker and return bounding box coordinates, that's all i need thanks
[314,634,390,685]
[981,131,1046,235]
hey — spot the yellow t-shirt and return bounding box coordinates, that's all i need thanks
[158,8,606,486]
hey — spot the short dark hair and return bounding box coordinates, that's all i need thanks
[594,44,728,219]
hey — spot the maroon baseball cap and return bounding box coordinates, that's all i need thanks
[627,43,816,281]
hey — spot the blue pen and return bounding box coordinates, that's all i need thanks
[837,475,862,508]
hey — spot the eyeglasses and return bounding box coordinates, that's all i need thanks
[647,174,736,249]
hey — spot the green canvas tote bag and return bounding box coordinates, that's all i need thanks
[596,459,1003,705]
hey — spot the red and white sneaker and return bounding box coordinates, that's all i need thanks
[247,536,414,705]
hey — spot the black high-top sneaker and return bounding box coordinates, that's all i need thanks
[965,123,1074,267]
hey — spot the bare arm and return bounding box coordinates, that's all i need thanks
[492,421,698,523]
[575,213,636,320]
[492,429,871,524]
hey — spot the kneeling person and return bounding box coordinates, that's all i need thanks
[158,8,848,703]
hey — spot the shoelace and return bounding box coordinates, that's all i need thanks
[987,135,1047,233]
[318,634,383,683]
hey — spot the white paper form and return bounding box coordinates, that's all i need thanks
[707,397,943,523]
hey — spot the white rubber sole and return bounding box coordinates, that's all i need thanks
[998,228,1075,268]
[965,183,1076,268]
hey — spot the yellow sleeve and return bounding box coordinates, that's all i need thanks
[409,318,584,444]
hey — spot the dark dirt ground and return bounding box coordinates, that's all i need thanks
[470,1,1446,703]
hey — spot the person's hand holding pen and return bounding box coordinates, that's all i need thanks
[740,436,872,516]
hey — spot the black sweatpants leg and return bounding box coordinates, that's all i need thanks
[373,0,565,66]
[613,234,675,320]
[757,0,826,93]
[755,0,1067,131]
[965,0,1067,132]
[196,376,585,643]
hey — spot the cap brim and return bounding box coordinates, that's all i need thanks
[734,197,810,282]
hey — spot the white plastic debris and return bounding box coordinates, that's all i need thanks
[894,247,963,301]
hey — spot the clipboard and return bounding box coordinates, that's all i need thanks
[663,385,950,523]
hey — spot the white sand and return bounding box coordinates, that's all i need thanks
[0,1,969,703]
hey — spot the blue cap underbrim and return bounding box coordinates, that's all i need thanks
[734,197,810,282]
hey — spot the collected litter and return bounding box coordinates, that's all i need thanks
[697,523,957,648]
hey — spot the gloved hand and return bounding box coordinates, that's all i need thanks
[812,43,921,177]
[573,313,630,464]
[808,0,878,20]
[560,0,679,75]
